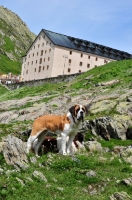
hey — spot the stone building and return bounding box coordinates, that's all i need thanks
[21,29,132,81]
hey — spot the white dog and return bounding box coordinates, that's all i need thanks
[27,104,87,156]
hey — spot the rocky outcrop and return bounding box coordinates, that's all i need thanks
[0,6,35,49]
[84,116,132,140]
[3,135,28,169]
[110,191,131,200]
[0,6,36,74]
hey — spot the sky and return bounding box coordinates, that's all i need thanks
[1,0,132,53]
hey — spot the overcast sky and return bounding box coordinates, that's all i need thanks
[1,0,132,53]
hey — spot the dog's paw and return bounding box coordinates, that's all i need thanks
[59,150,67,155]
[66,149,70,155]
[35,154,40,158]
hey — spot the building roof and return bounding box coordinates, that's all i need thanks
[42,29,132,61]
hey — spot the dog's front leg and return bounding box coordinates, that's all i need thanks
[59,132,67,155]
[66,134,76,155]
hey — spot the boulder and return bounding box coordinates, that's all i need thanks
[84,116,132,140]
[109,191,131,200]
[2,135,28,169]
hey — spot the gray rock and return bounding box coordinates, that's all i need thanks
[84,141,102,152]
[16,177,25,186]
[109,191,131,200]
[32,170,47,182]
[127,96,132,102]
[86,170,97,177]
[121,177,132,186]
[85,116,132,140]
[3,135,28,167]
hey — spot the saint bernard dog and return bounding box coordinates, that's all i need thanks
[27,104,87,156]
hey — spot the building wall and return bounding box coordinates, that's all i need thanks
[21,32,114,81]
[51,46,113,77]
[21,31,55,81]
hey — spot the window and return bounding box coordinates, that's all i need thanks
[69,59,71,64]
[95,57,98,61]
[38,44,40,48]
[29,54,30,58]
[47,65,49,70]
[43,66,45,70]
[68,68,71,72]
[25,58,26,61]
[79,62,83,66]
[33,53,34,57]
[70,51,72,55]
[43,35,45,39]
[26,70,28,74]
[48,57,50,61]
[88,55,90,59]
[79,70,81,73]
[41,50,43,56]
[39,58,42,64]
[36,60,37,64]
[37,52,39,56]
[28,62,29,65]
[39,37,41,40]
[46,41,48,45]
[49,49,51,52]
[45,50,47,54]
[34,68,36,72]
[38,66,41,72]
[31,61,33,65]
[87,64,90,68]
[42,43,44,46]
[44,58,45,62]
[34,46,35,49]
[81,54,83,57]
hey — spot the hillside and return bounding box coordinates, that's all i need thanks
[0,6,36,75]
[0,60,132,199]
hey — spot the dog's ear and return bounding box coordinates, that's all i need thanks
[84,105,89,115]
[69,105,75,116]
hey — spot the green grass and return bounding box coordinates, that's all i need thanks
[0,152,132,200]
[68,59,132,91]
[0,82,63,102]
[0,84,8,96]
[0,17,34,75]
[0,54,21,75]
[0,59,132,199]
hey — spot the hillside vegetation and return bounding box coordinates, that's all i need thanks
[0,6,36,75]
[0,59,132,101]
[0,60,132,200]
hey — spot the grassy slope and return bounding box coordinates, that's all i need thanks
[0,152,132,200]
[0,18,22,75]
[69,59,132,90]
[0,59,132,102]
[0,59,132,200]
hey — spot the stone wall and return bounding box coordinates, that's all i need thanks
[6,73,82,90]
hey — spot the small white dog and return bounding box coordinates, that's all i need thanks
[27,104,87,156]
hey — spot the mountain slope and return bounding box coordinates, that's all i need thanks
[0,6,36,75]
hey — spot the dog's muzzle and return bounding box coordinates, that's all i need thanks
[78,111,84,122]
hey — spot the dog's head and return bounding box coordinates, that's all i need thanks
[69,104,88,122]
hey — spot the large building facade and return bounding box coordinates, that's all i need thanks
[21,29,132,81]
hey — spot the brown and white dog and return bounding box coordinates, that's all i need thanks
[27,104,87,156]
